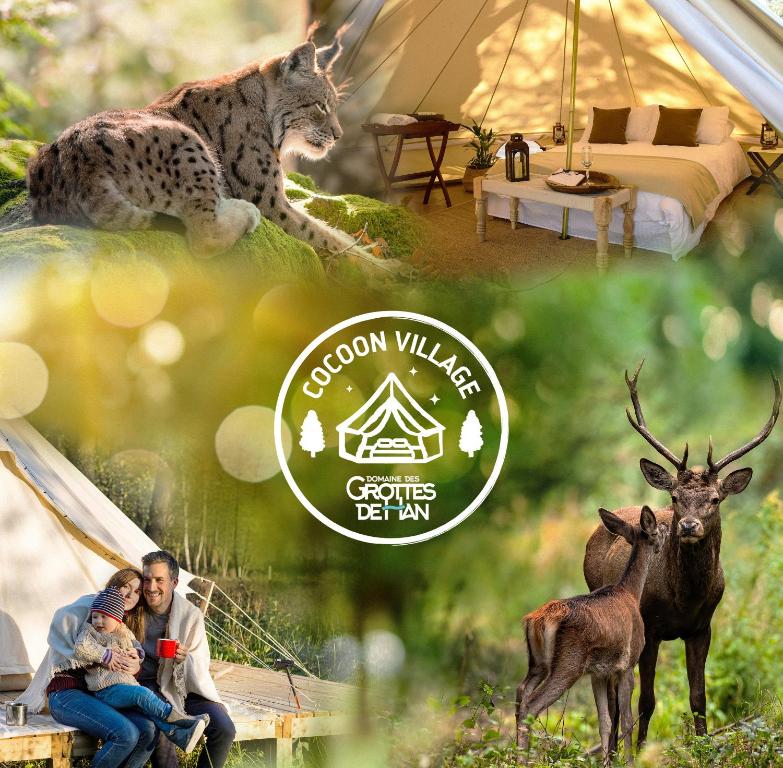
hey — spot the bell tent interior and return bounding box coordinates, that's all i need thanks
[322,0,783,258]
[0,417,352,767]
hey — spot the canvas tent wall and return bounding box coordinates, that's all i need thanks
[0,417,194,689]
[336,0,775,145]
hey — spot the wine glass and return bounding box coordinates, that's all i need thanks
[582,144,593,183]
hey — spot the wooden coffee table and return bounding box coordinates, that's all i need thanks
[362,120,462,207]
[746,145,783,197]
[474,174,637,271]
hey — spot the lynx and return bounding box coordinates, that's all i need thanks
[27,27,355,256]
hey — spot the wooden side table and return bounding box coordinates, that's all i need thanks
[746,145,783,197]
[362,120,462,207]
[474,174,637,271]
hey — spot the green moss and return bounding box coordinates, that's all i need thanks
[0,188,27,215]
[0,219,324,282]
[305,194,426,258]
[285,188,311,201]
[285,172,318,191]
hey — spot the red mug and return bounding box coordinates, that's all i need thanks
[156,638,179,659]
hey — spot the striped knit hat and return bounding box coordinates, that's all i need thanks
[91,587,126,623]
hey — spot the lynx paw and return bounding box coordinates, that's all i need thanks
[189,198,261,257]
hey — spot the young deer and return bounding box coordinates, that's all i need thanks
[516,506,663,766]
[584,362,780,747]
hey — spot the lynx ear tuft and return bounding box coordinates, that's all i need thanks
[316,23,351,71]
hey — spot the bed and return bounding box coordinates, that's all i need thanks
[486,126,750,259]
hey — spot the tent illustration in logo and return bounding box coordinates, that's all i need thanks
[337,373,445,463]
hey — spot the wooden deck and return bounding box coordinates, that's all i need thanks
[0,661,355,767]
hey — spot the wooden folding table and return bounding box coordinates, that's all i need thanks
[746,145,783,198]
[362,120,461,207]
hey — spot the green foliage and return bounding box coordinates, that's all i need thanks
[463,121,498,170]
[0,1,74,138]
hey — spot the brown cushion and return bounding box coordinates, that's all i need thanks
[588,107,631,144]
[653,106,703,146]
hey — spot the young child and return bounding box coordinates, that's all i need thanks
[73,587,210,754]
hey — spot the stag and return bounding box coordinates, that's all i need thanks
[583,361,780,748]
[516,506,663,766]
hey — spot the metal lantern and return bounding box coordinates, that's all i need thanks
[761,120,778,149]
[553,122,567,145]
[505,133,530,182]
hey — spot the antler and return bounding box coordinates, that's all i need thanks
[625,360,689,471]
[706,372,781,473]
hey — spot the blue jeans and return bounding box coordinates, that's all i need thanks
[96,684,178,737]
[49,688,157,768]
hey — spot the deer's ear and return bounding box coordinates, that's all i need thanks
[721,467,752,497]
[640,505,657,537]
[640,458,675,491]
[282,42,317,76]
[599,508,635,543]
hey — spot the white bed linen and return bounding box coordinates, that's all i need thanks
[485,140,749,258]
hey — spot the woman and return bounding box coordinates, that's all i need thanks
[17,567,158,768]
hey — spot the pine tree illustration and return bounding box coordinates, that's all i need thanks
[299,410,325,458]
[459,410,484,458]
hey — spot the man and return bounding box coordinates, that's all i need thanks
[139,550,236,768]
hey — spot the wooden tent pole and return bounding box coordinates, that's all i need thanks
[560,0,581,239]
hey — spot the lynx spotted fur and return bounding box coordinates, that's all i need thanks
[27,28,353,256]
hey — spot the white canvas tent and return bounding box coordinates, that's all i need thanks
[336,0,781,142]
[337,373,445,462]
[0,417,194,689]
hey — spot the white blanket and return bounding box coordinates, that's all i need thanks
[486,139,750,257]
[157,592,222,710]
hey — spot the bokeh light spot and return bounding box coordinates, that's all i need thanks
[91,260,169,327]
[0,342,49,418]
[216,405,292,482]
[140,321,185,365]
[364,630,405,679]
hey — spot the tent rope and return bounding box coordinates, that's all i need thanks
[480,0,531,127]
[190,585,315,677]
[338,0,365,27]
[607,0,637,106]
[347,0,449,100]
[213,584,315,677]
[204,618,274,671]
[205,618,319,709]
[373,0,414,32]
[655,12,713,105]
[413,0,491,114]
[559,0,570,124]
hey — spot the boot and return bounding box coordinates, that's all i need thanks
[169,714,209,753]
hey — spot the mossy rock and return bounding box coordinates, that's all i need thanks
[0,218,325,281]
[305,193,426,258]
[0,141,420,282]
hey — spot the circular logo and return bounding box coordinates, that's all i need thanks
[274,311,508,544]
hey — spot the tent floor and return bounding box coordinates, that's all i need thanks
[0,661,354,768]
[394,174,781,279]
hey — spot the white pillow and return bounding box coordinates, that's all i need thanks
[626,105,659,142]
[583,105,658,143]
[696,106,731,144]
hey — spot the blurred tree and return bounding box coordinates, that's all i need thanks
[0,0,75,138]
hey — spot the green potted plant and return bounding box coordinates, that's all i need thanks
[462,120,498,192]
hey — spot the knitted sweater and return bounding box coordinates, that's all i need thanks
[73,622,143,692]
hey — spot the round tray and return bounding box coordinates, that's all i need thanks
[545,170,621,194]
